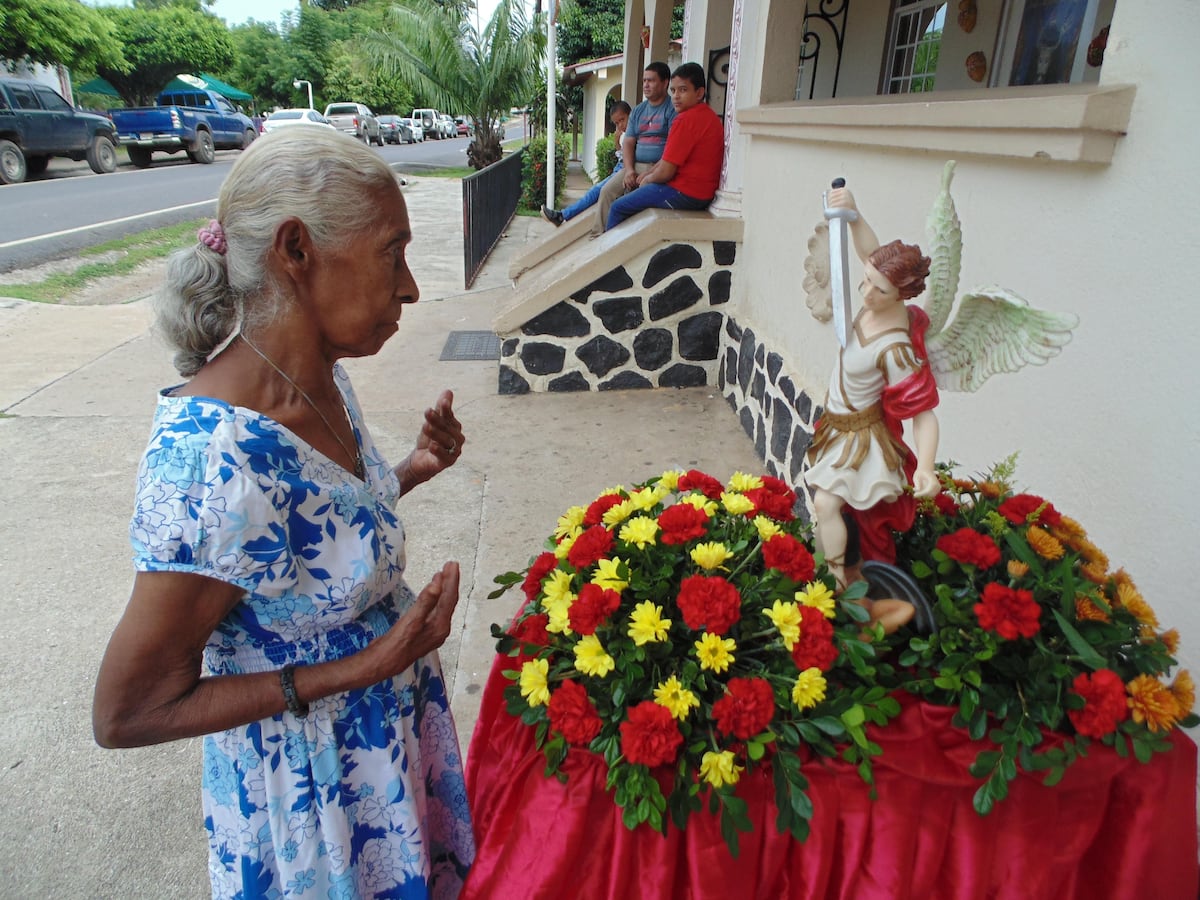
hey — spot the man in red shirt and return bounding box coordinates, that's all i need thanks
[605,62,724,230]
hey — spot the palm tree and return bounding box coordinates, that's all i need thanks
[363,0,545,169]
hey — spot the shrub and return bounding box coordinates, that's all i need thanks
[521,132,570,211]
[595,133,618,181]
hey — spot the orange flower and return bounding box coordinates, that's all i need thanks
[1116,582,1159,628]
[1074,595,1109,623]
[1052,514,1088,541]
[1007,559,1029,579]
[1160,628,1181,655]
[1070,537,1109,573]
[1026,525,1065,560]
[1126,675,1182,732]
[1080,561,1108,586]
[952,478,976,491]
[978,481,1003,499]
[1170,671,1195,716]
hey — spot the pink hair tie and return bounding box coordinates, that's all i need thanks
[198,219,227,255]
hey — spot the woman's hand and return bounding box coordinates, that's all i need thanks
[356,563,460,682]
[397,389,464,493]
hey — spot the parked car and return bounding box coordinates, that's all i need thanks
[400,117,424,142]
[261,108,336,134]
[0,77,119,184]
[377,115,413,144]
[455,116,471,137]
[438,114,456,139]
[412,108,442,140]
[323,102,381,145]
[110,87,256,169]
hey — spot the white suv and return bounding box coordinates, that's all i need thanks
[412,108,441,140]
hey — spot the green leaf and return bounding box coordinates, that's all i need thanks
[747,740,765,761]
[1050,609,1107,670]
[841,704,866,728]
[973,783,995,815]
[1042,766,1065,787]
[811,716,844,736]
[1133,739,1153,764]
[968,750,1000,778]
[911,560,933,578]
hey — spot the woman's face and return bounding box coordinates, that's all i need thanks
[859,261,902,312]
[305,183,418,359]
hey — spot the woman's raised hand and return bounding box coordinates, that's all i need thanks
[400,389,465,490]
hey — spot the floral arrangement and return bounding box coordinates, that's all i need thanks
[489,469,901,855]
[889,456,1196,812]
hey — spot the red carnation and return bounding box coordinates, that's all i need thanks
[548,680,603,746]
[619,701,684,767]
[932,492,959,516]
[745,477,797,521]
[522,552,559,601]
[658,503,710,545]
[791,606,838,672]
[584,492,625,526]
[678,469,725,500]
[974,582,1041,639]
[998,493,1063,528]
[712,677,776,740]
[511,612,549,648]
[1067,669,1129,738]
[676,574,742,635]
[936,527,1001,569]
[762,534,816,583]
[568,583,622,635]
[567,525,614,570]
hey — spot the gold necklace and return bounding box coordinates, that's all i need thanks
[239,334,365,480]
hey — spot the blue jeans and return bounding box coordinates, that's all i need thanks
[606,182,711,230]
[562,164,622,221]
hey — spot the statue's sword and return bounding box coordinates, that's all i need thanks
[823,177,858,348]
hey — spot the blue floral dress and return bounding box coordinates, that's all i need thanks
[129,365,475,899]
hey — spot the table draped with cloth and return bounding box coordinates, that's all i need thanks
[462,647,1197,900]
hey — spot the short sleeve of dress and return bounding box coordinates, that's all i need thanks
[129,399,299,597]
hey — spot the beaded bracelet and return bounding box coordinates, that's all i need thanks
[279,664,310,717]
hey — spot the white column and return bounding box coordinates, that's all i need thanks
[709,0,745,217]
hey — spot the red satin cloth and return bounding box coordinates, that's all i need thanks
[464,659,1198,900]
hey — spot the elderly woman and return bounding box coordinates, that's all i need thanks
[92,129,474,898]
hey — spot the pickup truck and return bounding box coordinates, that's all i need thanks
[0,77,119,184]
[323,102,382,145]
[110,87,256,168]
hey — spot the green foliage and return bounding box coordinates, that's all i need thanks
[595,133,617,181]
[520,131,569,210]
[556,0,684,65]
[324,48,413,115]
[360,0,546,168]
[212,22,293,113]
[0,0,127,72]
[94,4,234,106]
[909,28,942,93]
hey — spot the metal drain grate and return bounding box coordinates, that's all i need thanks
[439,330,502,361]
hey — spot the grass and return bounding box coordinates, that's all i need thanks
[0,218,207,303]
[407,165,476,179]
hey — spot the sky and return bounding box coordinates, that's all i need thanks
[208,0,507,30]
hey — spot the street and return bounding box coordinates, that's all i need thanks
[0,121,528,273]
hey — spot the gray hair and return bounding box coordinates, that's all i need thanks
[156,128,400,376]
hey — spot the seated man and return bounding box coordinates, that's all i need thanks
[605,62,724,231]
[542,101,631,227]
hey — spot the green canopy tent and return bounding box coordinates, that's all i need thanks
[77,77,120,97]
[161,73,253,102]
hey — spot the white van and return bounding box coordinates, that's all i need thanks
[411,108,441,140]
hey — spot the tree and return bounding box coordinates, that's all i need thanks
[362,0,546,168]
[556,0,685,67]
[214,22,293,112]
[324,49,413,114]
[94,4,234,106]
[0,0,127,72]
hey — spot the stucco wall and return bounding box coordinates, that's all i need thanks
[732,1,1200,680]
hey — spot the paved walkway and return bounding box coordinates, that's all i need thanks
[0,175,761,895]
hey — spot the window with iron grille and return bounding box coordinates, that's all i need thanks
[882,1,947,94]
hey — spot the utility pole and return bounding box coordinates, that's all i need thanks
[545,0,556,208]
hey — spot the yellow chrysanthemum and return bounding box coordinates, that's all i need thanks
[728,471,764,493]
[792,667,827,710]
[1007,559,1030,579]
[654,675,700,720]
[658,470,683,491]
[753,515,782,541]
[619,516,660,550]
[1127,674,1182,733]
[542,568,575,604]
[694,632,737,673]
[795,581,836,619]
[519,658,550,707]
[1171,671,1195,716]
[1117,582,1159,628]
[591,557,629,592]
[1074,595,1110,623]
[699,750,743,788]
[602,499,636,527]
[766,599,802,650]
[542,591,576,635]
[629,487,661,512]
[721,491,755,516]
[573,634,616,678]
[628,600,671,645]
[1026,525,1065,561]
[691,541,733,570]
[554,505,586,540]
[554,526,583,560]
[682,494,719,516]
[1160,628,1181,655]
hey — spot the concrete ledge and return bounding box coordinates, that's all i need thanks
[509,211,594,279]
[737,83,1136,164]
[493,209,743,334]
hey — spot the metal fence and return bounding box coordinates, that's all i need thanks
[462,147,525,288]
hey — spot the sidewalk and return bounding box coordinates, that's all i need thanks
[0,176,760,896]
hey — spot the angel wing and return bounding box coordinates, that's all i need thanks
[923,160,962,337]
[801,221,833,323]
[926,285,1079,393]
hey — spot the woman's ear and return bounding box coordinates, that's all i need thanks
[270,217,313,278]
